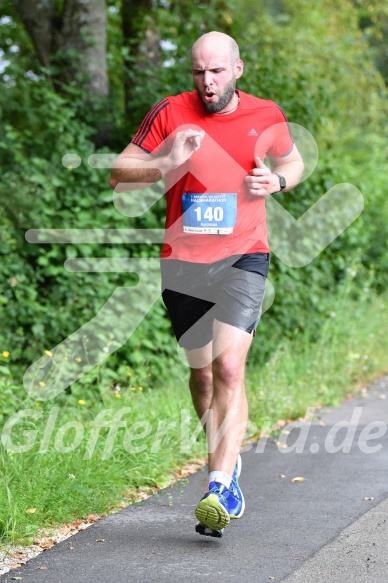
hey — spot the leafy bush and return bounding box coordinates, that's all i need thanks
[0,0,387,395]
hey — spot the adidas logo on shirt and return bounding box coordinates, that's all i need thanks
[247,128,259,136]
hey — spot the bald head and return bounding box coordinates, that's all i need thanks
[191,31,240,66]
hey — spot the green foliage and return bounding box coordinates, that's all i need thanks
[356,0,388,86]
[0,0,387,401]
[0,71,177,385]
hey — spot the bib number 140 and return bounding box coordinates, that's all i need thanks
[182,192,237,234]
[194,206,224,222]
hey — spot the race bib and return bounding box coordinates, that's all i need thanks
[182,193,237,235]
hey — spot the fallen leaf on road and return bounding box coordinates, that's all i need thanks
[279,474,286,478]
[39,542,54,550]
[291,477,305,483]
[364,496,374,501]
[96,539,105,542]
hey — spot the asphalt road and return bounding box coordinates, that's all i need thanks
[1,376,388,583]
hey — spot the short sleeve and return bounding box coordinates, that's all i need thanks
[131,98,170,156]
[266,105,294,158]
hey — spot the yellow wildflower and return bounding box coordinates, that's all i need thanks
[130,387,136,391]
[138,386,143,391]
[115,394,121,399]
[2,351,9,358]
[78,399,86,405]
[75,357,82,363]
[127,372,132,377]
[38,381,46,387]
[45,350,53,357]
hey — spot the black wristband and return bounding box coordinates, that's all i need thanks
[273,173,286,191]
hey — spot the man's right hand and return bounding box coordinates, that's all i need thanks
[109,130,206,191]
[168,129,206,170]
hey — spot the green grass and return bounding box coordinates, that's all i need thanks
[0,286,387,544]
[0,377,199,544]
[246,290,387,433]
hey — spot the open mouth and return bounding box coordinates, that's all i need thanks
[204,91,216,102]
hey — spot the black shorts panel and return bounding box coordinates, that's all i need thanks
[161,253,269,350]
[161,290,215,349]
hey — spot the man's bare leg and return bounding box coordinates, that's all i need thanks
[186,342,213,420]
[207,320,252,476]
[191,320,251,533]
[186,321,252,475]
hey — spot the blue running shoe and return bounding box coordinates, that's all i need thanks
[229,454,245,519]
[232,453,242,481]
[195,481,230,532]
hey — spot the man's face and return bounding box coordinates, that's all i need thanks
[191,44,243,113]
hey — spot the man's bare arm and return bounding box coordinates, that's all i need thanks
[109,130,205,192]
[269,145,304,192]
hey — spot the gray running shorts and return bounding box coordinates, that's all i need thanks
[161,252,269,350]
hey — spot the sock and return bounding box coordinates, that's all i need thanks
[208,471,232,489]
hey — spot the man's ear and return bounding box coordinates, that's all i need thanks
[234,59,244,80]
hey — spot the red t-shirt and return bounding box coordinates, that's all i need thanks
[132,90,293,263]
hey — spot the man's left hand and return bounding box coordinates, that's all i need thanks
[244,157,280,197]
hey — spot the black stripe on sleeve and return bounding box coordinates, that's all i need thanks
[132,98,170,148]
[133,101,163,144]
[275,104,294,144]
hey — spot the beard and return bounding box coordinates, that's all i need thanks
[198,77,237,113]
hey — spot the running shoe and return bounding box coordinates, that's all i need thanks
[194,481,230,532]
[232,453,242,481]
[229,454,245,519]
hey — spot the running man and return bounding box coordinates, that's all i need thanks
[110,31,304,537]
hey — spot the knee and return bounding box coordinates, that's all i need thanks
[213,355,243,388]
[190,367,213,396]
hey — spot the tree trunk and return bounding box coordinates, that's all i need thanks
[60,0,109,97]
[13,0,56,69]
[14,0,109,98]
[122,0,161,117]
